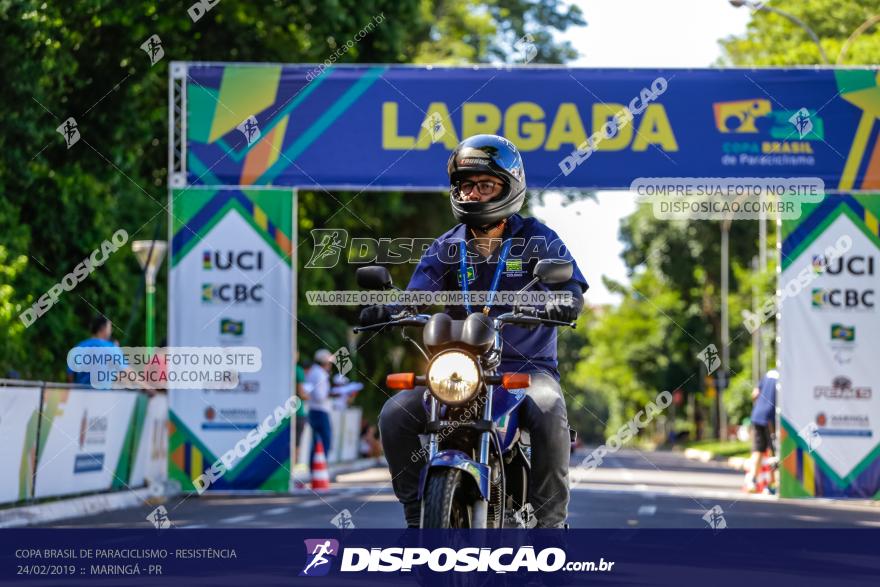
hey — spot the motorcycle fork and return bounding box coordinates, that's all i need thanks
[427,397,439,459]
[471,383,494,529]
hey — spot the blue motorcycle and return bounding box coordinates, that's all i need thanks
[354,259,576,528]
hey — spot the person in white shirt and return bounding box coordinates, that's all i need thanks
[304,349,335,467]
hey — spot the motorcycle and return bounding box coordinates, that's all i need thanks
[354,259,577,528]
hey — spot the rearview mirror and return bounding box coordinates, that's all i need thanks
[533,259,573,285]
[356,266,393,289]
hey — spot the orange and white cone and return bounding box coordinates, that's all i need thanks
[311,440,331,490]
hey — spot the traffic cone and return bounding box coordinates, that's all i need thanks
[311,440,331,490]
[756,450,774,493]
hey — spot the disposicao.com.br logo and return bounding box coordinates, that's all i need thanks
[299,539,614,575]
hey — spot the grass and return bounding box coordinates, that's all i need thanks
[682,439,750,459]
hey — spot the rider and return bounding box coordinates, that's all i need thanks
[361,134,588,528]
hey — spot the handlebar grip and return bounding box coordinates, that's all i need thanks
[353,316,428,333]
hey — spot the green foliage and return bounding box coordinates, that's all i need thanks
[0,0,584,416]
[719,0,880,66]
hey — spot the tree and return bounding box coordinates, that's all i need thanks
[0,0,586,422]
[719,0,880,66]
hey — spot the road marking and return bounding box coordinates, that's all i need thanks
[637,505,657,516]
[857,520,880,528]
[300,498,335,507]
[181,524,208,529]
[264,507,291,516]
[221,514,255,524]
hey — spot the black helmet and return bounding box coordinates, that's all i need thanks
[448,134,526,228]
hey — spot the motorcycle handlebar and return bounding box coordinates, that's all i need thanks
[353,314,430,333]
[353,309,574,333]
[496,309,575,328]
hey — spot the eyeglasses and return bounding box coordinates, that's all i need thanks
[456,180,504,197]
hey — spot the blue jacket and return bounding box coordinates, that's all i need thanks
[406,213,588,379]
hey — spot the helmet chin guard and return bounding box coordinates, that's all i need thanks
[448,135,526,227]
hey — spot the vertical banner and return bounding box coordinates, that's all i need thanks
[169,187,294,491]
[0,386,42,503]
[780,194,880,498]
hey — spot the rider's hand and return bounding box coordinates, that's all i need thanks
[359,304,391,326]
[545,300,579,323]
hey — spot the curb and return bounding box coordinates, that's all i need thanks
[329,457,386,480]
[0,487,161,529]
[2,459,387,527]
[682,448,749,471]
[290,457,386,488]
[682,448,714,462]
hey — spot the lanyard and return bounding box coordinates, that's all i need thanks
[459,238,512,315]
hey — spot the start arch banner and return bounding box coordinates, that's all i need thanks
[175,63,880,191]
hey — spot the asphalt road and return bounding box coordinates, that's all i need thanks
[39,449,880,529]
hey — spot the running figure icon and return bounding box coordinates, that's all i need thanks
[302,540,335,575]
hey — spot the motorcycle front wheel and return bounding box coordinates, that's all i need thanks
[421,469,472,528]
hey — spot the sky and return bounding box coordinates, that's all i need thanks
[531,0,752,305]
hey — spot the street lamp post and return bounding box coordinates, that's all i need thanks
[132,240,167,348]
[837,14,880,65]
[720,221,730,440]
[729,0,830,65]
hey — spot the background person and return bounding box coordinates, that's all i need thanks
[330,372,362,411]
[66,313,124,386]
[294,350,310,467]
[304,349,336,468]
[748,369,778,492]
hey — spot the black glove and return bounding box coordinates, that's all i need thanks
[545,299,579,322]
[359,304,391,326]
[545,281,584,323]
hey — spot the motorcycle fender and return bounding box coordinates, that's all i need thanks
[417,449,490,500]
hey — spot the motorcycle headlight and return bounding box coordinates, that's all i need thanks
[427,351,481,405]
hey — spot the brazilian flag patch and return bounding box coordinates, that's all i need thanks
[457,266,476,285]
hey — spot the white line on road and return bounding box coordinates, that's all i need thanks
[221,514,256,524]
[300,499,335,508]
[638,505,657,516]
[264,507,292,516]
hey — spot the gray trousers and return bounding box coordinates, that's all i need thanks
[378,371,570,528]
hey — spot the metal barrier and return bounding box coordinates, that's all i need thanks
[0,379,167,506]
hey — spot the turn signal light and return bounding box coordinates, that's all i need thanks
[502,373,531,389]
[386,373,415,390]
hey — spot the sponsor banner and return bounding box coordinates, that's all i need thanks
[0,387,42,504]
[779,195,880,497]
[169,187,294,491]
[2,529,880,584]
[33,389,138,499]
[128,394,169,489]
[182,64,880,190]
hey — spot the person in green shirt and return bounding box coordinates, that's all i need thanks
[294,351,309,466]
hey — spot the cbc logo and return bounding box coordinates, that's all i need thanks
[811,288,874,310]
[202,283,264,303]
